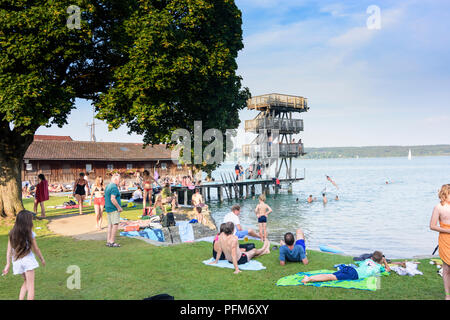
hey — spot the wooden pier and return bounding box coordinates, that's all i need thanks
[171,176,305,205]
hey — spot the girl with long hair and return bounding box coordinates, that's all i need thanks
[2,210,46,300]
[90,176,105,230]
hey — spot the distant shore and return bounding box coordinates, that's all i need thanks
[302,145,450,159]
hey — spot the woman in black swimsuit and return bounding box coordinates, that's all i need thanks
[73,172,89,215]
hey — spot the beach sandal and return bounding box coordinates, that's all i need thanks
[106,242,112,247]
[110,243,121,247]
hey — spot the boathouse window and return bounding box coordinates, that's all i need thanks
[86,163,92,172]
[26,163,33,171]
[41,164,51,176]
[177,164,182,170]
[107,164,114,170]
[62,163,71,174]
[161,163,167,170]
[127,163,133,170]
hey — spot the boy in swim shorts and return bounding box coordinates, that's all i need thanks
[255,194,272,240]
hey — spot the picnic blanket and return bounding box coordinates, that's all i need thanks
[202,257,266,271]
[276,269,388,291]
[120,228,165,242]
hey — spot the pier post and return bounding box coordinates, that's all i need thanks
[218,187,223,202]
[245,185,249,198]
[207,187,211,201]
[229,186,233,200]
[239,185,244,199]
[261,183,265,195]
[266,183,270,195]
[184,189,188,206]
[251,185,255,196]
[288,183,293,194]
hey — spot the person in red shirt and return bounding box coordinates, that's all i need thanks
[34,174,49,219]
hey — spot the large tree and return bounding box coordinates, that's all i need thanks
[0,0,249,218]
[95,0,250,173]
[0,0,94,218]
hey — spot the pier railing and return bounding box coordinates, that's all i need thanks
[242,143,304,158]
[247,93,308,111]
[245,118,304,133]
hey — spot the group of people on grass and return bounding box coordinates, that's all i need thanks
[3,182,450,300]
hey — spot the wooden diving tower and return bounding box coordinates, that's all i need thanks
[242,93,309,180]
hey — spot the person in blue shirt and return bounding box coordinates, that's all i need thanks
[279,229,309,266]
[301,251,390,284]
[104,174,122,248]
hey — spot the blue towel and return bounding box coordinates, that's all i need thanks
[202,257,266,271]
[177,221,194,242]
[189,219,198,224]
[120,228,165,242]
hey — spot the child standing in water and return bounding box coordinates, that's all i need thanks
[2,210,46,300]
[255,194,272,240]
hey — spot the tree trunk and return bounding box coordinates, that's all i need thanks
[0,132,33,218]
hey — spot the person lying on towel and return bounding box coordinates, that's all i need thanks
[301,251,390,284]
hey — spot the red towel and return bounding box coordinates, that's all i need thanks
[35,180,49,203]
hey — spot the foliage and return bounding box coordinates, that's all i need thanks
[96,0,251,171]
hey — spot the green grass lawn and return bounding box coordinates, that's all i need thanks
[0,196,445,300]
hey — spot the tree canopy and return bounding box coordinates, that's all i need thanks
[0,0,249,217]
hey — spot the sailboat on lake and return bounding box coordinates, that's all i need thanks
[408,149,412,160]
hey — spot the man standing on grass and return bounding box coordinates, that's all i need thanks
[105,174,122,247]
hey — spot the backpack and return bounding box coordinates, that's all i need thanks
[161,212,176,227]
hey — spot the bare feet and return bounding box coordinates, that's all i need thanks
[301,276,310,284]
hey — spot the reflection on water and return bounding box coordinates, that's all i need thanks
[207,156,450,258]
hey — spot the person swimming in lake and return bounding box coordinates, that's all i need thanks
[255,194,272,240]
[335,195,339,201]
[322,193,328,204]
[307,195,316,203]
[301,251,390,284]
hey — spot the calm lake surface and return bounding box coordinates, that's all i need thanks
[207,156,450,259]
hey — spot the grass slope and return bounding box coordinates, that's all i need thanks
[0,197,445,300]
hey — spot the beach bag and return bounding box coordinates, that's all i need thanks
[161,212,176,227]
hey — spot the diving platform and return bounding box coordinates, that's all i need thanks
[247,93,308,113]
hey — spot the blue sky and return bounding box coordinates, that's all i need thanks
[37,0,450,147]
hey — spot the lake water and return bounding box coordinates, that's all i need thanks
[207,156,450,259]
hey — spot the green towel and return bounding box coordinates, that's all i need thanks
[276,269,388,291]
